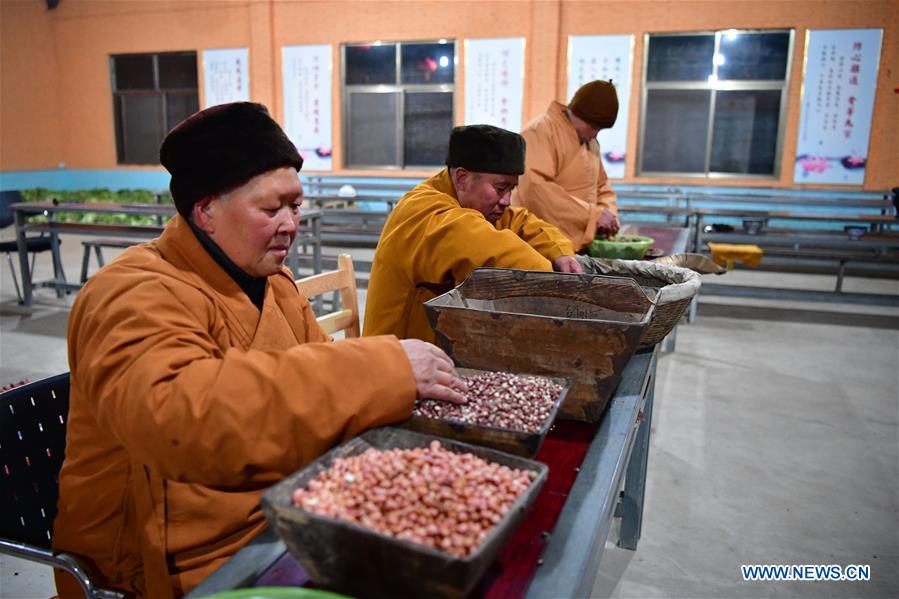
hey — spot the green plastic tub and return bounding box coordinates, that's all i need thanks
[587,235,654,259]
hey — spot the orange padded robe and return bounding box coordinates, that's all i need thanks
[363,168,574,342]
[53,215,416,598]
[512,101,618,251]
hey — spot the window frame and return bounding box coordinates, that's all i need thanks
[110,51,198,165]
[341,40,457,170]
[637,29,794,179]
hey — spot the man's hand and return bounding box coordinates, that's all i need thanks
[596,209,620,239]
[399,339,468,404]
[552,255,583,273]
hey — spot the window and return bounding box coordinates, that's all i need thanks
[111,52,199,165]
[343,41,456,169]
[639,30,792,177]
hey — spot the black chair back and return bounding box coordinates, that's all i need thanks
[0,190,23,230]
[0,373,70,548]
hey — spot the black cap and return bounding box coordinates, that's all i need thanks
[445,124,526,175]
[160,102,303,219]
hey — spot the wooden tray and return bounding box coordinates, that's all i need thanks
[396,368,570,457]
[424,268,655,422]
[261,428,548,598]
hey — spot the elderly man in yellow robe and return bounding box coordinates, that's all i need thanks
[364,124,581,343]
[53,102,466,599]
[512,80,621,251]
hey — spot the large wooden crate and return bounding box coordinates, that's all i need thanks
[261,428,547,598]
[396,368,570,457]
[424,269,655,422]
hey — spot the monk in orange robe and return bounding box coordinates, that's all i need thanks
[512,80,621,251]
[364,125,580,343]
[53,103,466,599]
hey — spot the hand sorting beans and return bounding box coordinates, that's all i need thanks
[413,371,563,433]
[291,440,536,557]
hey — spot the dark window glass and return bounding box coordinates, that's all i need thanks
[403,92,453,166]
[158,52,198,89]
[116,95,162,164]
[112,52,198,164]
[717,32,790,80]
[642,89,711,173]
[344,41,456,168]
[165,93,199,131]
[401,43,454,85]
[710,90,781,174]
[345,45,396,85]
[646,35,714,81]
[347,92,399,166]
[113,54,155,90]
[113,97,126,163]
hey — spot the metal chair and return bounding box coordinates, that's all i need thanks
[294,253,360,338]
[0,373,124,599]
[0,191,60,303]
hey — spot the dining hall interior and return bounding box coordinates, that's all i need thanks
[0,1,896,598]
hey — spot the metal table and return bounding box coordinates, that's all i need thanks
[630,224,691,257]
[11,201,322,305]
[188,348,659,598]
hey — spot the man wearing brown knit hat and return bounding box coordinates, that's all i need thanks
[365,124,579,343]
[512,80,621,251]
[53,102,466,599]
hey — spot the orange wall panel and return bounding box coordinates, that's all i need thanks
[1,0,896,190]
[49,1,255,169]
[0,0,63,171]
[271,0,535,176]
[556,0,898,189]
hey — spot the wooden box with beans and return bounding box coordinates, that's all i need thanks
[261,427,547,598]
[425,268,655,422]
[397,368,569,457]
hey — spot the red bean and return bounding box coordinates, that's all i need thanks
[292,441,535,557]
[413,372,563,433]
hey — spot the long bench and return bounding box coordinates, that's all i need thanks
[291,177,899,303]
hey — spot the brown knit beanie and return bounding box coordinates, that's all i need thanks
[445,124,526,175]
[160,102,303,219]
[568,80,619,129]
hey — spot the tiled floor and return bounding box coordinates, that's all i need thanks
[1,231,897,598]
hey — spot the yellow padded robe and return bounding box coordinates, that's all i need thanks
[512,101,618,251]
[364,168,574,342]
[54,215,416,598]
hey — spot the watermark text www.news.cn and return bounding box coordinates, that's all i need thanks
[741,564,871,582]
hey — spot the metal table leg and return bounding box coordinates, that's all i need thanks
[13,209,33,306]
[49,231,67,298]
[618,370,655,550]
[835,259,847,293]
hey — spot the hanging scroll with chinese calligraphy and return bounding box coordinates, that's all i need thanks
[282,45,333,171]
[464,38,525,131]
[794,29,882,185]
[202,48,249,107]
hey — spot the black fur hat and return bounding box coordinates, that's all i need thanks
[445,124,526,175]
[160,102,303,219]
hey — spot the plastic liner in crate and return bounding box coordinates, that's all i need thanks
[577,256,701,348]
[424,268,655,422]
[396,368,570,457]
[261,427,548,598]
